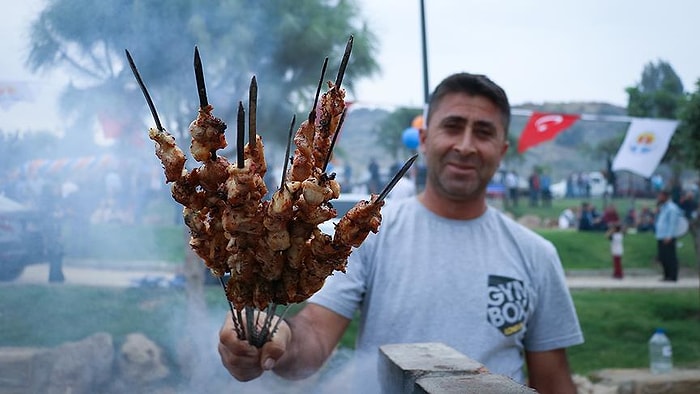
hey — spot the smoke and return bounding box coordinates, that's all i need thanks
[171,310,377,393]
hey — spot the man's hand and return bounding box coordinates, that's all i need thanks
[218,312,291,382]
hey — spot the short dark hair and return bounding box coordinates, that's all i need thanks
[426,73,511,135]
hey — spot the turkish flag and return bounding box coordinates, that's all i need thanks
[517,112,580,153]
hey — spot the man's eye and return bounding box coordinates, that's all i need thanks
[443,121,462,130]
[475,126,495,137]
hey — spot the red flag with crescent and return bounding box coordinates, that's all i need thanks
[517,112,580,153]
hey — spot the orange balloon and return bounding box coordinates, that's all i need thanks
[411,115,423,129]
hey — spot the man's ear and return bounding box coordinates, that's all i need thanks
[418,127,427,154]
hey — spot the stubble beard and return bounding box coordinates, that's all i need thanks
[430,164,487,202]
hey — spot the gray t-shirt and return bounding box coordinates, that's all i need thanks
[309,197,584,383]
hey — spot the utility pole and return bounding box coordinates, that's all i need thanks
[419,0,429,104]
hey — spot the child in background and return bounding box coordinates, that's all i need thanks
[606,223,624,279]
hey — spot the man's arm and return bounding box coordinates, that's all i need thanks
[525,348,577,394]
[219,303,350,381]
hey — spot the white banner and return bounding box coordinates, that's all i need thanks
[611,118,679,178]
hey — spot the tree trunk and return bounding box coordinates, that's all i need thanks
[177,227,209,384]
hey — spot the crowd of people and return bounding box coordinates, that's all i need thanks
[555,186,698,282]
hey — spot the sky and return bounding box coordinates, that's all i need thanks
[353,0,700,108]
[2,0,699,133]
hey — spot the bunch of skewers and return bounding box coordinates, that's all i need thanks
[126,36,416,347]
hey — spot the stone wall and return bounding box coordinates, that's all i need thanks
[0,332,171,394]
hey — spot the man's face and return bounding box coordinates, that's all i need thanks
[419,93,508,201]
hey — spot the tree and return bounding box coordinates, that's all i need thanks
[26,0,379,158]
[626,60,685,119]
[676,79,700,309]
[374,107,422,160]
[24,1,380,374]
[625,60,687,190]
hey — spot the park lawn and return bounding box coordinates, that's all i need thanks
[1,285,698,378]
[66,196,698,272]
[567,289,700,374]
[538,229,697,271]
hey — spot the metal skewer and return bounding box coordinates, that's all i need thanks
[194,46,209,109]
[280,115,297,190]
[249,76,257,146]
[236,102,245,168]
[309,57,329,123]
[322,108,347,173]
[125,49,164,132]
[376,154,419,203]
[335,35,353,89]
[218,276,244,339]
[269,305,293,339]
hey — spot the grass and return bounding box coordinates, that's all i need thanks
[64,196,698,273]
[568,289,700,374]
[22,196,695,379]
[0,285,698,378]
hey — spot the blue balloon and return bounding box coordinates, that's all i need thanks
[402,127,420,149]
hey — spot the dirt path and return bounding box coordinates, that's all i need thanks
[10,264,177,288]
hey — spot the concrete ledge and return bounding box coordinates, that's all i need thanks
[379,342,534,394]
[416,373,537,394]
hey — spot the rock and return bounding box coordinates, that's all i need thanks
[517,214,542,229]
[590,368,700,394]
[117,332,170,384]
[33,332,114,394]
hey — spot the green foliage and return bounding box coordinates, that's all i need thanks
[626,60,685,119]
[625,60,687,168]
[26,0,379,153]
[63,223,186,262]
[677,79,700,170]
[539,229,696,271]
[374,107,422,160]
[568,290,700,374]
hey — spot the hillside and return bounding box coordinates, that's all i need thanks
[336,102,629,186]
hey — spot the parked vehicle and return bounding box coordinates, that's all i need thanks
[0,195,51,281]
[550,171,612,199]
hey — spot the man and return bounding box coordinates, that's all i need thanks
[655,189,683,281]
[218,73,583,393]
[505,170,519,207]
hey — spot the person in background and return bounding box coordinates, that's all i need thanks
[540,171,552,208]
[654,189,682,282]
[367,157,381,194]
[218,72,583,393]
[578,202,604,231]
[505,170,519,208]
[679,190,698,220]
[528,168,540,207]
[623,207,636,229]
[601,203,620,230]
[636,205,655,233]
[387,162,416,200]
[606,223,624,279]
[558,206,577,229]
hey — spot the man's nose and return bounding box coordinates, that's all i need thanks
[454,127,476,154]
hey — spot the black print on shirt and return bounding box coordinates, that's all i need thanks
[487,275,529,336]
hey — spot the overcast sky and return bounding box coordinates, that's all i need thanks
[2,0,699,132]
[354,0,700,108]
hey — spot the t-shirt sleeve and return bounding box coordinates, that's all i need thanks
[307,235,373,320]
[523,243,585,352]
